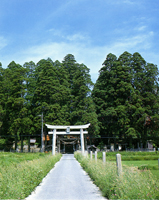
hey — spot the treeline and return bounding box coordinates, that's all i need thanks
[0,51,159,149]
[0,54,99,148]
[92,51,159,148]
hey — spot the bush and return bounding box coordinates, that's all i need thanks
[75,152,159,199]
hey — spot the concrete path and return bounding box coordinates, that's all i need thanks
[26,154,106,200]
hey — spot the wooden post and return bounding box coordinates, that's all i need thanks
[103,152,106,164]
[95,151,97,161]
[116,154,122,176]
[52,129,56,156]
[90,151,92,160]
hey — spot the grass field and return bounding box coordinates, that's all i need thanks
[0,152,61,199]
[97,151,159,180]
[0,152,47,165]
[122,160,159,180]
[75,152,159,199]
[98,151,159,161]
[106,160,159,180]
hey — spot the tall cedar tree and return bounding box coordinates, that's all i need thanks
[92,52,159,147]
[62,54,99,136]
[32,59,70,135]
[0,62,27,149]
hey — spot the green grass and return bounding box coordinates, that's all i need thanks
[75,152,159,199]
[107,160,159,180]
[151,170,159,179]
[122,160,157,166]
[0,152,62,199]
[97,151,159,161]
[97,151,159,180]
[0,152,47,166]
[122,160,159,179]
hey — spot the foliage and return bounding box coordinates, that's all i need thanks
[75,152,159,199]
[92,51,159,146]
[0,54,99,147]
[0,152,61,199]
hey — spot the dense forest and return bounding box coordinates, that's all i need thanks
[92,51,159,149]
[0,51,159,150]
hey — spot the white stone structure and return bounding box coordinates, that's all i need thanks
[45,123,90,155]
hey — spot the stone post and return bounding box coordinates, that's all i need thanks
[103,152,106,164]
[84,151,88,157]
[95,151,97,162]
[90,151,92,160]
[116,153,122,176]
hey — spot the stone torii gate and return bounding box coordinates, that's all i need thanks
[45,123,90,155]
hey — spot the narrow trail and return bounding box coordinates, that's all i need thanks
[26,154,106,200]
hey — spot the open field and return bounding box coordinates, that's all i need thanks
[107,160,159,180]
[0,152,61,199]
[97,151,159,161]
[0,152,48,165]
[122,160,159,180]
[98,151,159,180]
[76,151,159,199]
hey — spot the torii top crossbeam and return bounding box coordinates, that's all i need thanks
[45,123,90,129]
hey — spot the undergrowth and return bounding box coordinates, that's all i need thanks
[0,153,61,199]
[75,152,159,199]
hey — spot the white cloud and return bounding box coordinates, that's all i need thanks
[123,0,135,4]
[1,30,157,83]
[136,25,147,31]
[110,0,139,5]
[66,33,89,42]
[0,36,7,50]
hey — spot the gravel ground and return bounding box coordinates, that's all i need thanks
[26,154,106,200]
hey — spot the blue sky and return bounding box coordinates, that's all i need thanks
[0,0,159,82]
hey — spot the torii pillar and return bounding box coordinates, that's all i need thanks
[45,123,90,155]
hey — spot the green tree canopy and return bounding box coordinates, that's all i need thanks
[92,51,159,147]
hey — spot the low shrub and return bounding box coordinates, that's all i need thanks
[75,152,159,199]
[0,153,62,199]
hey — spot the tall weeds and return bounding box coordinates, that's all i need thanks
[0,153,61,199]
[75,152,159,199]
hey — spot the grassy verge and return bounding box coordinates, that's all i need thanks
[0,152,62,199]
[75,152,159,199]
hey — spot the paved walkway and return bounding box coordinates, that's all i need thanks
[26,154,106,200]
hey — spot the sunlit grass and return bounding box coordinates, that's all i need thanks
[75,152,159,199]
[0,152,62,199]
